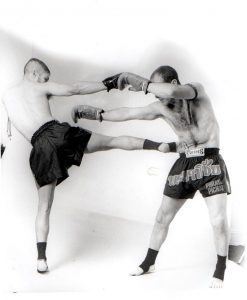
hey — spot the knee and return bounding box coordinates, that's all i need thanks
[155,208,175,227]
[106,136,118,149]
[99,136,118,150]
[108,136,129,148]
[38,202,52,216]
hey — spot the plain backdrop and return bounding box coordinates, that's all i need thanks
[0,0,246,298]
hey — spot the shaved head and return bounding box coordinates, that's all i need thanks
[24,58,50,76]
[150,66,180,84]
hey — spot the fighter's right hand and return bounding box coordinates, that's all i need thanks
[71,105,104,123]
[102,73,122,92]
[117,72,151,94]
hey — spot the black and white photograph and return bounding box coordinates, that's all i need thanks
[0,0,246,298]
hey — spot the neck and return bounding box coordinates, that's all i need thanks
[23,75,35,83]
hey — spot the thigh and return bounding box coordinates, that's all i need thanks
[86,132,114,153]
[37,180,57,210]
[157,195,187,221]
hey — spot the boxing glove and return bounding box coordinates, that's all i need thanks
[118,72,150,94]
[102,73,122,92]
[71,105,104,123]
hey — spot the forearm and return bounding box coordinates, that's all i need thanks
[147,83,174,99]
[102,107,141,122]
[73,82,107,95]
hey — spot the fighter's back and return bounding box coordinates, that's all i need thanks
[3,80,54,141]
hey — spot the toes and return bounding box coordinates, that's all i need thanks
[210,278,223,288]
[37,259,49,273]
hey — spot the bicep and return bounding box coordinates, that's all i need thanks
[45,82,77,96]
[136,102,162,120]
[173,82,204,99]
[148,82,204,100]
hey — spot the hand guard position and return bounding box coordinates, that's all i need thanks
[117,72,151,94]
[102,73,122,92]
[71,105,104,123]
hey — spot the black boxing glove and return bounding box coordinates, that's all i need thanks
[102,73,122,92]
[117,72,151,94]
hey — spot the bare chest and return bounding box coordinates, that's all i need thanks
[162,98,216,145]
[164,99,200,128]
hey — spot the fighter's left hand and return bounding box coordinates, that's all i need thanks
[117,72,150,94]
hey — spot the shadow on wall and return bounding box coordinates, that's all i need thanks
[1,29,211,128]
[32,40,210,85]
[1,30,213,158]
[1,29,213,224]
[0,29,211,92]
[30,38,212,131]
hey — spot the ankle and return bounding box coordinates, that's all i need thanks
[139,248,159,272]
[37,242,47,260]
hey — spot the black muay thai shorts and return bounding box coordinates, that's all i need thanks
[163,148,231,199]
[30,120,91,187]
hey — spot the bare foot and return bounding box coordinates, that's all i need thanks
[130,265,155,276]
[37,259,49,274]
[210,277,223,288]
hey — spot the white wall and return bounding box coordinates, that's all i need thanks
[1,1,246,239]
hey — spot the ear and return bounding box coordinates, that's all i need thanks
[171,79,177,85]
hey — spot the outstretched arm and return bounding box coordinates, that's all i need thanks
[118,72,203,100]
[147,82,196,99]
[102,102,162,121]
[43,73,121,97]
[71,102,163,123]
[44,81,107,97]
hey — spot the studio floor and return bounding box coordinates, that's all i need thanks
[1,205,245,295]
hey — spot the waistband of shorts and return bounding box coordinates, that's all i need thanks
[179,148,219,158]
[31,120,58,146]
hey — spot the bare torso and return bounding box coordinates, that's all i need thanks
[158,83,219,150]
[3,80,54,142]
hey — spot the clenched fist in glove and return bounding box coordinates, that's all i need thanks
[71,105,104,123]
[117,72,151,94]
[102,73,121,92]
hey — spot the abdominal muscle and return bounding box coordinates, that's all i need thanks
[176,122,220,152]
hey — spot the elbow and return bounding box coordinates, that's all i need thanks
[144,113,158,120]
[70,84,80,95]
[170,86,181,99]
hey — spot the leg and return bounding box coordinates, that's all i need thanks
[35,180,57,273]
[130,195,187,276]
[228,199,245,265]
[86,133,144,153]
[149,195,187,250]
[86,133,166,153]
[204,193,229,288]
